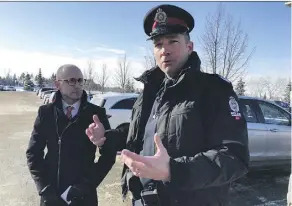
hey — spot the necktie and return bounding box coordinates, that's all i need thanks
[66,106,74,120]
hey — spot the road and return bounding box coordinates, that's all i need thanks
[0,91,289,206]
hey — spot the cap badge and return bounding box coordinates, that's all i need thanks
[154,8,167,24]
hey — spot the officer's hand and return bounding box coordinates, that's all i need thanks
[121,133,171,182]
[86,115,106,147]
[66,180,92,203]
[41,185,63,206]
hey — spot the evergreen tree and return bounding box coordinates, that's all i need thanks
[50,73,56,81]
[284,80,291,104]
[13,74,17,86]
[125,79,135,93]
[24,73,34,91]
[37,68,44,87]
[19,72,26,85]
[235,77,246,96]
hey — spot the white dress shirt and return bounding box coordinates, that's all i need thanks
[62,100,81,119]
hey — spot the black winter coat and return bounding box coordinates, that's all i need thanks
[26,90,116,205]
[106,52,250,206]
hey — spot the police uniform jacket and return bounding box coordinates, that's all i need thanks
[26,90,116,205]
[109,51,250,206]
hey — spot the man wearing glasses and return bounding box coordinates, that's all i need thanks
[26,64,115,206]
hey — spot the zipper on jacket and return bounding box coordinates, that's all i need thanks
[57,137,61,190]
[56,116,79,191]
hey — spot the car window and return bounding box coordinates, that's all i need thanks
[238,100,257,123]
[111,98,137,110]
[274,100,290,109]
[258,101,290,126]
[42,88,54,92]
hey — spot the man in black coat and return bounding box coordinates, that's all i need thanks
[26,64,115,206]
[87,4,250,206]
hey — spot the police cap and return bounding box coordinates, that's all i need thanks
[143,4,195,40]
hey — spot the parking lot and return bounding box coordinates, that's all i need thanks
[0,91,290,206]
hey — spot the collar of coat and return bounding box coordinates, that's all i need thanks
[52,90,89,111]
[134,51,202,86]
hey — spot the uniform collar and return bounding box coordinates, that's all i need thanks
[135,51,201,86]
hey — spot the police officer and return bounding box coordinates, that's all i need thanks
[26,64,116,206]
[88,4,250,206]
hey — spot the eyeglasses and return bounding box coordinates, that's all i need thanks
[58,78,87,86]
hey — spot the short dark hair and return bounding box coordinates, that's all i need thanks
[152,32,191,43]
[183,32,190,42]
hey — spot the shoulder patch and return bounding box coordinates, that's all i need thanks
[228,96,242,120]
[229,96,240,112]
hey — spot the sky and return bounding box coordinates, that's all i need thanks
[0,1,290,89]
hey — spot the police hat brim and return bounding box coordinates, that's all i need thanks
[146,24,189,40]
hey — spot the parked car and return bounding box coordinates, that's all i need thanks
[238,96,291,169]
[40,89,56,99]
[88,93,93,101]
[43,92,54,104]
[37,87,55,97]
[288,173,292,206]
[34,86,41,92]
[4,86,16,91]
[91,93,291,169]
[90,92,139,129]
[0,85,4,91]
[45,91,57,104]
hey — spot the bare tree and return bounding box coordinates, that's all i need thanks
[114,54,131,92]
[200,3,256,82]
[4,68,11,78]
[261,76,287,100]
[283,79,291,104]
[247,76,288,100]
[83,60,96,94]
[144,48,156,70]
[96,63,109,93]
[246,78,266,98]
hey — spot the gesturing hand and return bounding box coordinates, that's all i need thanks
[86,115,106,147]
[121,133,171,182]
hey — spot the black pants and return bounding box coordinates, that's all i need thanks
[40,196,68,206]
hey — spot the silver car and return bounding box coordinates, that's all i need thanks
[239,96,291,169]
[4,86,16,91]
[288,173,292,206]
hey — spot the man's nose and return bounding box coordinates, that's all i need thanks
[73,82,82,89]
[161,45,171,56]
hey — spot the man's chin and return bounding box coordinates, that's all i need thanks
[70,94,82,101]
[164,67,178,78]
[73,96,82,101]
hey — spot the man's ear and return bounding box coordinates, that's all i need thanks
[54,80,60,89]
